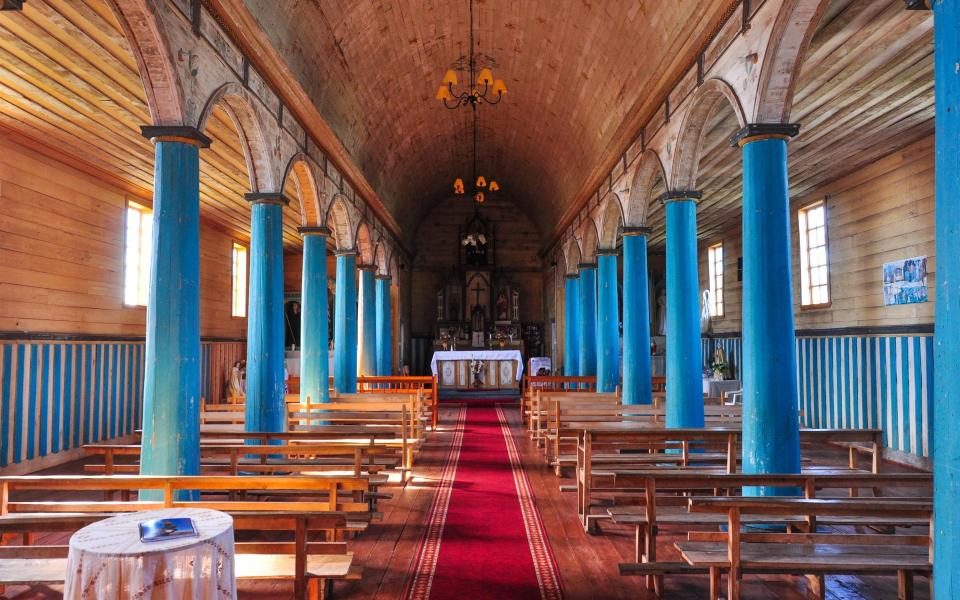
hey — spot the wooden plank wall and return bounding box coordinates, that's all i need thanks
[699,135,935,333]
[694,136,936,464]
[0,127,249,468]
[0,135,247,338]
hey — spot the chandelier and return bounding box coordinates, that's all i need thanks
[452,104,500,204]
[435,0,507,108]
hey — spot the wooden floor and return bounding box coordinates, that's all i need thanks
[6,404,930,600]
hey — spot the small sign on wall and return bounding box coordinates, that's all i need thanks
[883,256,928,306]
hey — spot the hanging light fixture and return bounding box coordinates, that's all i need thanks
[435,0,507,109]
[451,104,501,203]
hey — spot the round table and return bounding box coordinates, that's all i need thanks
[64,507,236,600]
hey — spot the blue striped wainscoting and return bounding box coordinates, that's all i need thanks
[702,333,933,459]
[0,339,247,468]
[0,342,144,468]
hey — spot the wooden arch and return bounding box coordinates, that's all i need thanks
[282,154,322,227]
[325,194,355,251]
[564,238,582,274]
[598,194,625,250]
[373,241,388,276]
[355,222,375,266]
[197,83,277,192]
[754,0,831,123]
[625,149,668,226]
[107,0,186,126]
[671,78,747,191]
[579,218,600,264]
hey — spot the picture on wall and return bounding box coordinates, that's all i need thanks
[883,256,928,306]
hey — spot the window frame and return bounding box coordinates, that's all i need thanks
[798,199,832,310]
[707,242,724,319]
[231,242,249,319]
[122,201,152,308]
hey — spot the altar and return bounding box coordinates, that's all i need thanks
[431,350,524,390]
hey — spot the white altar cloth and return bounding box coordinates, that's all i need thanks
[64,507,236,600]
[430,350,524,381]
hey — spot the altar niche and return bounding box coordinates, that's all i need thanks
[434,208,523,352]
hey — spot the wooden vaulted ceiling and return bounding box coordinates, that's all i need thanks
[239,0,737,239]
[643,0,934,251]
[0,0,308,250]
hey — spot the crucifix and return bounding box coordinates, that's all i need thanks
[472,280,484,307]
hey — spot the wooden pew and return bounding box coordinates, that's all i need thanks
[0,474,371,599]
[545,402,744,475]
[529,390,619,445]
[355,375,439,429]
[576,427,887,531]
[520,376,597,429]
[676,497,932,600]
[609,471,932,594]
[288,402,420,474]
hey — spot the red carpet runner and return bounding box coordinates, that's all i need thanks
[405,405,563,600]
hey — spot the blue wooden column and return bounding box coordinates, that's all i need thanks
[334,251,358,393]
[299,227,330,407]
[578,263,598,378]
[622,228,653,405]
[563,274,581,376]
[596,250,620,392]
[138,126,210,489]
[734,124,802,494]
[931,0,960,591]
[376,275,393,376]
[664,192,704,428]
[244,193,287,435]
[358,265,377,377]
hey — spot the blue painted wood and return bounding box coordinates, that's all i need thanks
[563,275,581,376]
[933,1,959,589]
[139,139,201,490]
[597,254,620,393]
[245,199,287,438]
[358,267,377,377]
[623,234,653,405]
[740,135,801,494]
[579,266,598,377]
[334,253,359,393]
[665,198,704,428]
[376,277,393,376]
[300,232,330,406]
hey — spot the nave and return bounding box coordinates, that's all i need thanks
[1,402,928,600]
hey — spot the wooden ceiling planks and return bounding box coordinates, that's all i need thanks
[0,0,307,251]
[643,0,933,253]
[239,0,734,238]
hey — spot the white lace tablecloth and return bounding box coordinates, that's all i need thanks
[64,508,236,600]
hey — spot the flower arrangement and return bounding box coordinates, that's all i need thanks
[469,359,484,388]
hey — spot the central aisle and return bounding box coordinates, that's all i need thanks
[405,405,564,600]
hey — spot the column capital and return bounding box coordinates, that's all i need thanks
[620,226,652,237]
[140,125,212,148]
[731,123,801,147]
[335,248,357,257]
[578,262,598,270]
[375,274,392,281]
[597,248,619,257]
[904,0,930,9]
[358,263,376,272]
[662,191,702,204]
[298,226,331,236]
[564,273,580,280]
[244,192,290,206]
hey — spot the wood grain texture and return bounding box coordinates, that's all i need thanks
[0,134,246,338]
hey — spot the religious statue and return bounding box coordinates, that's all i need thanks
[657,287,667,336]
[227,360,246,399]
[284,300,302,349]
[710,346,729,380]
[496,289,509,321]
[700,289,712,334]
